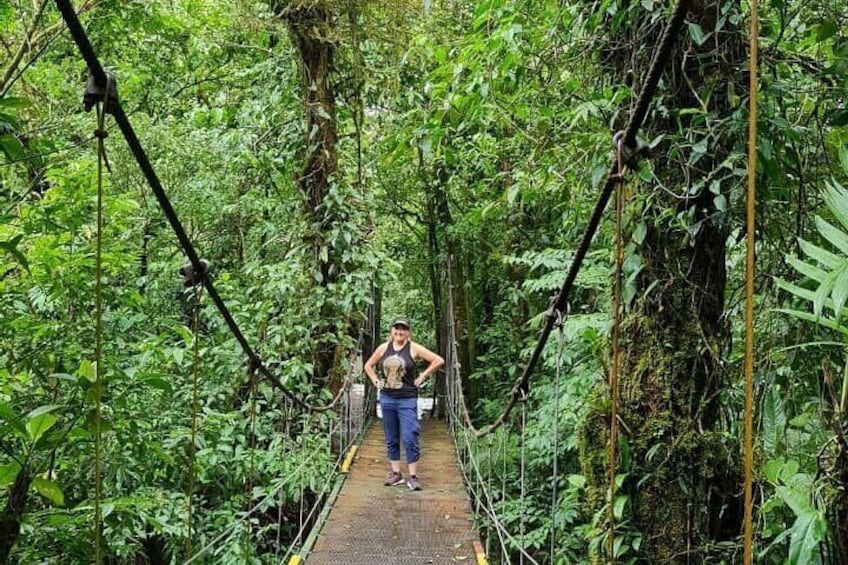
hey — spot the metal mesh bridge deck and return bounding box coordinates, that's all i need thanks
[305,420,482,564]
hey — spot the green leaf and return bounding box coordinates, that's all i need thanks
[0,235,29,271]
[26,405,62,420]
[67,427,92,441]
[31,477,64,506]
[838,145,848,177]
[142,376,173,394]
[775,278,817,303]
[816,19,838,42]
[815,216,848,256]
[775,308,848,337]
[634,221,647,245]
[763,459,784,483]
[825,180,848,230]
[687,22,708,46]
[567,474,586,489]
[613,494,628,520]
[0,462,22,488]
[0,403,27,438]
[762,386,786,455]
[0,135,24,161]
[799,239,843,270]
[832,264,848,320]
[618,435,632,471]
[0,97,28,109]
[813,272,836,317]
[77,360,96,383]
[713,193,727,213]
[786,255,828,284]
[776,484,812,516]
[26,413,57,445]
[787,510,826,564]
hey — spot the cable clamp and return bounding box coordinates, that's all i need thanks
[613,130,649,170]
[179,259,211,287]
[83,71,119,114]
[247,353,262,376]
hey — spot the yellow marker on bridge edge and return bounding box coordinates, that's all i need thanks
[287,556,301,565]
[341,445,358,474]
[473,541,488,565]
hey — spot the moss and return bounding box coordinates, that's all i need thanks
[577,384,612,514]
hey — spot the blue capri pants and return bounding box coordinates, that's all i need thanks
[380,395,420,463]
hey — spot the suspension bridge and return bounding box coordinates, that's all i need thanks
[19,0,764,562]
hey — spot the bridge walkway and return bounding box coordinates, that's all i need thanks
[305,420,483,564]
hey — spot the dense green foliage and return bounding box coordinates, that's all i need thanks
[2,0,847,563]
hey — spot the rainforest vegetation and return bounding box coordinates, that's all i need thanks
[1,0,848,563]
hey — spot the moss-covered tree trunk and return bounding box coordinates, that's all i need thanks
[579,1,746,561]
[280,2,343,390]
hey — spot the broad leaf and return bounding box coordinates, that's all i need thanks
[762,386,786,455]
[0,403,27,438]
[26,414,57,445]
[0,235,29,271]
[787,510,826,564]
[26,405,62,420]
[0,462,22,488]
[613,494,628,520]
[31,477,64,506]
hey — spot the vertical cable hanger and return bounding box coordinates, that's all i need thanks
[743,0,760,562]
[551,306,567,563]
[91,71,114,565]
[607,132,628,564]
[184,285,204,561]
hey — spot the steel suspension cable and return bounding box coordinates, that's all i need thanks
[474,0,693,438]
[743,0,760,562]
[184,286,204,561]
[54,0,347,414]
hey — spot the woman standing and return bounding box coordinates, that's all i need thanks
[364,316,444,491]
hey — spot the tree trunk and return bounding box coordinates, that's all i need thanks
[0,467,30,563]
[280,2,341,390]
[579,2,746,561]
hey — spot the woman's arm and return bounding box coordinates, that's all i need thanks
[364,343,387,389]
[411,343,445,388]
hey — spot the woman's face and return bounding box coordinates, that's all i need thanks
[391,325,410,342]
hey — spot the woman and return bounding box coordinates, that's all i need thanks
[364,316,444,491]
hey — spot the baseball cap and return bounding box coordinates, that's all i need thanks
[390,316,410,329]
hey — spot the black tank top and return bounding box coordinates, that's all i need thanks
[380,341,417,399]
